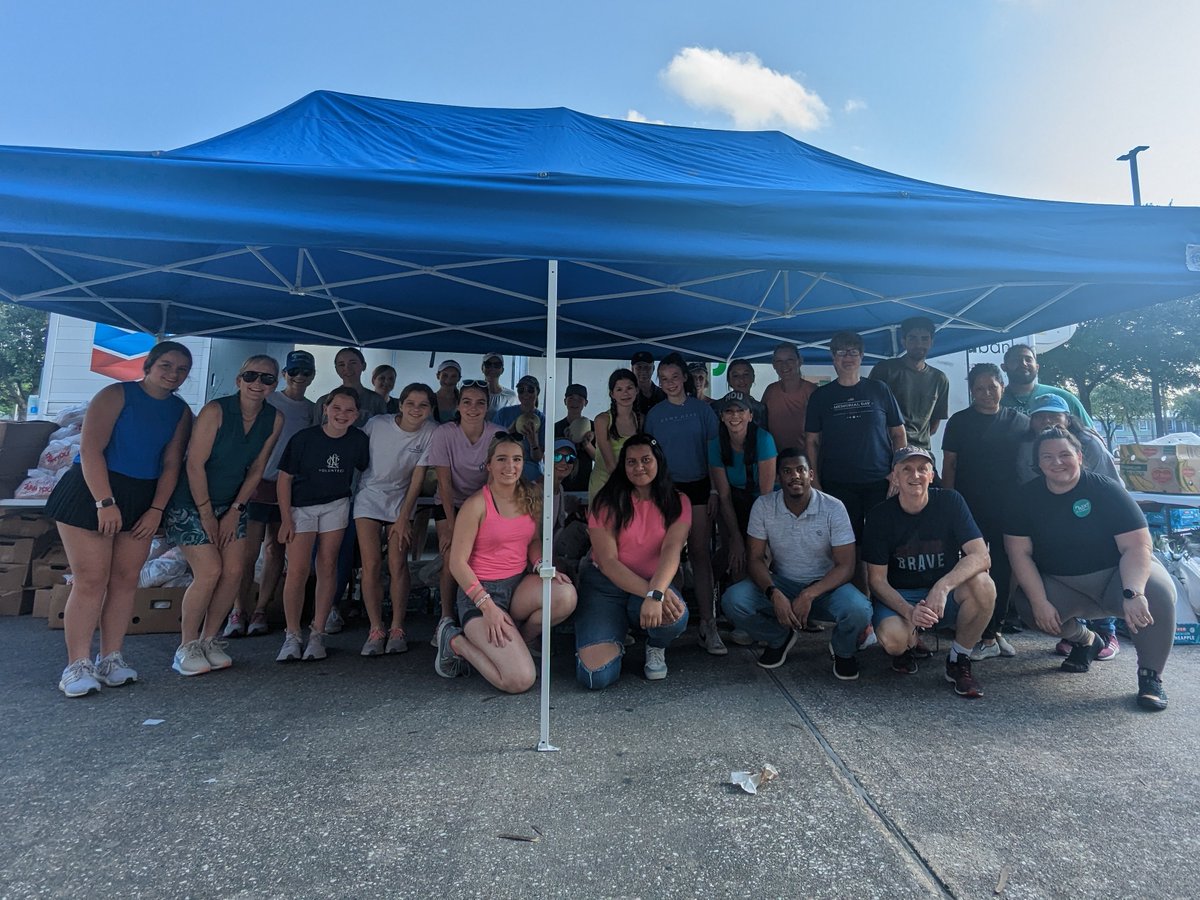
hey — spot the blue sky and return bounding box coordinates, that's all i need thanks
[2,0,1195,205]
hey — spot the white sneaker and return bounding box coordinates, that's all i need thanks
[969,639,1001,661]
[730,629,754,646]
[996,634,1017,657]
[246,611,270,637]
[201,637,233,670]
[59,658,102,697]
[303,630,327,660]
[172,640,212,677]
[276,630,303,662]
[325,608,344,634]
[222,608,247,639]
[698,620,728,656]
[94,651,138,686]
[644,645,668,680]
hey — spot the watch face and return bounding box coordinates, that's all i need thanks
[1123,589,1135,599]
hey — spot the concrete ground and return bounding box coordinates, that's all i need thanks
[2,614,1197,900]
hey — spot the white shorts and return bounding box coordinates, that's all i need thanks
[292,498,350,534]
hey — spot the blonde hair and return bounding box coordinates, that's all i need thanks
[239,354,279,375]
[487,434,543,521]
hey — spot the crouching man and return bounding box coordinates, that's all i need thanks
[863,447,995,697]
[721,449,872,679]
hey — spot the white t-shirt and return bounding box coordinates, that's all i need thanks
[353,415,439,521]
[264,392,316,480]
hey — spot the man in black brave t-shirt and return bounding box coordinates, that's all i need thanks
[862,447,996,698]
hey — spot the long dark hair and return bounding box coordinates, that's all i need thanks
[454,382,490,425]
[718,418,760,487]
[659,351,696,397]
[606,368,642,440]
[143,340,192,374]
[591,433,682,537]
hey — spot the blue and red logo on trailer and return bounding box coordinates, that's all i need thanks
[90,324,157,381]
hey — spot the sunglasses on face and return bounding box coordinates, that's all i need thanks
[483,361,504,369]
[240,370,278,385]
[833,349,862,358]
[285,368,315,378]
[554,451,578,464]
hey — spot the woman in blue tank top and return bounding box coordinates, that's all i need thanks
[164,354,283,677]
[46,341,194,699]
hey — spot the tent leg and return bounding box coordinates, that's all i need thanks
[537,259,560,754]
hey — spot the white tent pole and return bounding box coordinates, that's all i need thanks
[537,259,560,753]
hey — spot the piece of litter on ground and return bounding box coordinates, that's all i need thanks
[497,832,540,843]
[994,862,1012,895]
[142,719,164,726]
[728,764,780,795]
[202,778,218,784]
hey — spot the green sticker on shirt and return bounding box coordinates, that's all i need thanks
[1072,499,1092,518]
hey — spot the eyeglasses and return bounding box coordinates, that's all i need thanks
[240,370,278,385]
[461,379,489,389]
[832,349,862,358]
[285,368,315,378]
[554,451,578,464]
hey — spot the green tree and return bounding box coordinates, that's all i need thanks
[1090,378,1153,449]
[1036,320,1129,413]
[0,304,48,418]
[1171,388,1200,432]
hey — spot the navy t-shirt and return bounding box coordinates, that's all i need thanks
[862,488,982,591]
[1004,470,1145,576]
[805,379,904,483]
[278,425,370,507]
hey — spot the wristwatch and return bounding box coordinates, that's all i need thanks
[645,590,664,602]
[95,497,116,509]
[234,502,247,513]
[1122,588,1144,600]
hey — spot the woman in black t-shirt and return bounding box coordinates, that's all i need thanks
[1004,427,1174,711]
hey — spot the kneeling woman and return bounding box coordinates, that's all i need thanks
[1004,427,1175,710]
[576,434,691,688]
[436,433,577,692]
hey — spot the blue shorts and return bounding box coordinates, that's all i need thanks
[872,587,960,628]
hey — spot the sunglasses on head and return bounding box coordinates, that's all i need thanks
[285,367,315,378]
[554,451,577,464]
[461,379,489,389]
[240,370,278,385]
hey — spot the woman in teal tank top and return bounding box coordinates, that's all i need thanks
[165,354,283,676]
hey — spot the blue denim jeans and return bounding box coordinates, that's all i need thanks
[721,575,871,658]
[574,561,688,690]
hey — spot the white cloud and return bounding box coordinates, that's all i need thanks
[661,47,829,132]
[843,98,867,114]
[625,109,666,125]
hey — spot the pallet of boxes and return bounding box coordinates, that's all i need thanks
[1118,438,1200,644]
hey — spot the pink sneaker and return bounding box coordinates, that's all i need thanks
[1054,639,1071,657]
[1096,635,1120,660]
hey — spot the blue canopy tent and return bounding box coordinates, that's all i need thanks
[3,91,1199,745]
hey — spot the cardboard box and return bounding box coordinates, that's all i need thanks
[29,555,70,589]
[32,586,57,617]
[126,588,186,635]
[0,509,55,539]
[1175,623,1200,645]
[1119,444,1200,494]
[0,421,58,491]
[0,588,34,616]
[48,584,69,628]
[0,562,27,594]
[0,537,36,566]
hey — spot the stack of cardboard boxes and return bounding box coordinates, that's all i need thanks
[1118,443,1200,494]
[0,509,64,616]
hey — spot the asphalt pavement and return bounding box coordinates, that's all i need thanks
[2,613,1197,899]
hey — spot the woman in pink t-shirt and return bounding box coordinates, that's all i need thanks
[435,434,576,692]
[576,433,691,688]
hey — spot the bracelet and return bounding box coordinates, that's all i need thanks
[197,499,212,508]
[530,558,544,573]
[466,579,482,599]
[150,506,164,513]
[474,593,492,609]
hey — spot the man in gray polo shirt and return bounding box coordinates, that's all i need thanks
[720,447,873,679]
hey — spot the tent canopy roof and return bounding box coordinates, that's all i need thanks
[2,90,1197,362]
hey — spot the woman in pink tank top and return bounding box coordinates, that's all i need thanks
[436,433,577,692]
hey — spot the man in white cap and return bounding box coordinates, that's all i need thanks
[480,351,516,418]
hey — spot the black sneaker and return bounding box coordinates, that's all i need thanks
[832,653,860,681]
[1136,667,1168,711]
[945,654,983,698]
[1061,629,1104,673]
[891,649,918,674]
[910,636,934,659]
[757,630,799,669]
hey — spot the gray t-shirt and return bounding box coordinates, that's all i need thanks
[747,489,856,585]
[263,392,316,480]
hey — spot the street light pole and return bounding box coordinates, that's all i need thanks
[1116,145,1149,206]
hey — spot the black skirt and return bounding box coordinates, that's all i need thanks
[45,464,159,532]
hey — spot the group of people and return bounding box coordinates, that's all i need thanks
[48,322,1176,712]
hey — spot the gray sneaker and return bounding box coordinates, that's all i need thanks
[276,630,303,662]
[431,615,453,648]
[246,610,270,637]
[94,651,138,687]
[201,637,233,670]
[434,618,464,678]
[303,630,327,661]
[325,607,344,634]
[59,658,102,698]
[361,628,386,657]
[698,620,728,656]
[644,645,668,680]
[385,627,408,654]
[172,640,212,677]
